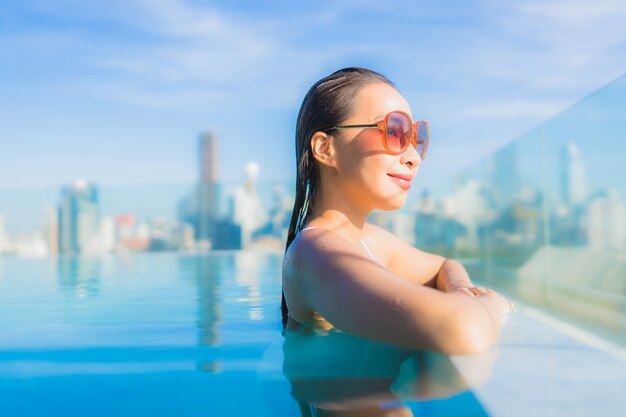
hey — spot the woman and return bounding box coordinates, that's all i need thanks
[282,67,512,355]
[277,321,496,416]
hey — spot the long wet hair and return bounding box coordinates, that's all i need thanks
[281,67,395,327]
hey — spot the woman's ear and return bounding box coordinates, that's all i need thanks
[310,131,337,167]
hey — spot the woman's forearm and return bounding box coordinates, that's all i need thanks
[435,259,473,292]
[440,293,509,354]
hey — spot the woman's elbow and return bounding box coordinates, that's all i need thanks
[436,313,497,355]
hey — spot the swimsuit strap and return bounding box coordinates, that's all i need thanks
[359,239,377,262]
[299,226,378,263]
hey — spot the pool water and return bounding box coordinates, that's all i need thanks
[0,253,624,416]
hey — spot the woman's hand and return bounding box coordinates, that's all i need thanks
[452,286,515,313]
[452,286,489,296]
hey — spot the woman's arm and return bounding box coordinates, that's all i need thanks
[364,224,473,293]
[436,259,474,292]
[283,228,511,355]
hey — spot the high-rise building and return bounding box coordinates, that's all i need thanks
[200,131,218,184]
[490,143,520,210]
[561,142,587,207]
[229,162,268,249]
[197,132,220,244]
[0,214,8,253]
[100,216,115,253]
[42,205,59,255]
[587,190,625,250]
[58,180,100,254]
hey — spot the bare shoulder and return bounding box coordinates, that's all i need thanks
[283,227,379,286]
[282,226,396,305]
[362,222,446,286]
[282,227,379,322]
[361,222,412,266]
[362,222,401,245]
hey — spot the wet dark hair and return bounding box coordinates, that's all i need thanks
[281,67,395,327]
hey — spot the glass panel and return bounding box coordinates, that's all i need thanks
[405,74,626,346]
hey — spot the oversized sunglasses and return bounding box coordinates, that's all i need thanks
[325,110,429,159]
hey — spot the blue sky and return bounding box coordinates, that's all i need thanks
[1,0,626,189]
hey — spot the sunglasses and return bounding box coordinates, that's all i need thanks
[325,110,429,159]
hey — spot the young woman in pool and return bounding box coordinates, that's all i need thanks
[282,67,513,355]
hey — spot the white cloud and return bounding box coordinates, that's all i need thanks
[464,99,568,119]
[484,0,626,91]
[515,0,626,22]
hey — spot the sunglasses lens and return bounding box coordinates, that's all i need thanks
[416,121,429,159]
[385,112,411,152]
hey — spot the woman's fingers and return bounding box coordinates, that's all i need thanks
[468,287,488,296]
[466,287,516,312]
[454,286,515,311]
[454,287,489,296]
[455,287,475,296]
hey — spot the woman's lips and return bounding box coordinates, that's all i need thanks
[387,173,413,190]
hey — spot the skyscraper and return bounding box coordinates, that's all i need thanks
[587,190,625,250]
[0,214,7,253]
[490,143,520,211]
[42,205,59,255]
[197,132,219,244]
[560,142,587,207]
[58,180,100,254]
[200,131,218,184]
[229,162,267,249]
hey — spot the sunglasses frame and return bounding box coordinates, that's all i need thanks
[325,110,429,159]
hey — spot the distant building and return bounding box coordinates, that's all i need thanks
[268,182,294,243]
[228,162,268,249]
[100,216,115,253]
[212,219,242,250]
[58,180,100,254]
[587,190,626,251]
[170,223,195,251]
[0,215,8,253]
[413,190,465,251]
[197,132,220,244]
[370,210,415,245]
[42,205,59,255]
[490,144,520,210]
[450,177,488,249]
[561,142,587,207]
[115,213,150,252]
[200,131,218,184]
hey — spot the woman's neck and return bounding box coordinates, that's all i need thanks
[308,186,369,244]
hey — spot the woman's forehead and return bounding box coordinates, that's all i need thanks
[351,83,412,121]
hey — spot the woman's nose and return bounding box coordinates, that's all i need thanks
[400,143,421,168]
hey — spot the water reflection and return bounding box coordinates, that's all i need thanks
[178,252,278,373]
[56,255,101,297]
[177,255,223,372]
[282,322,496,416]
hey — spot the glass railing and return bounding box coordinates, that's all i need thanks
[409,74,626,347]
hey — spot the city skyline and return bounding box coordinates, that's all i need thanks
[1,136,624,256]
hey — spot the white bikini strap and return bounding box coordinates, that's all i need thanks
[300,227,378,263]
[359,240,377,262]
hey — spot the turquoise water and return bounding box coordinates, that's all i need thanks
[0,253,624,416]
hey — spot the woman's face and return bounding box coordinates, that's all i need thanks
[331,82,421,212]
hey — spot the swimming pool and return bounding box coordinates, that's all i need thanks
[0,252,624,416]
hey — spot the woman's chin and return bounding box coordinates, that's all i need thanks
[378,193,409,211]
